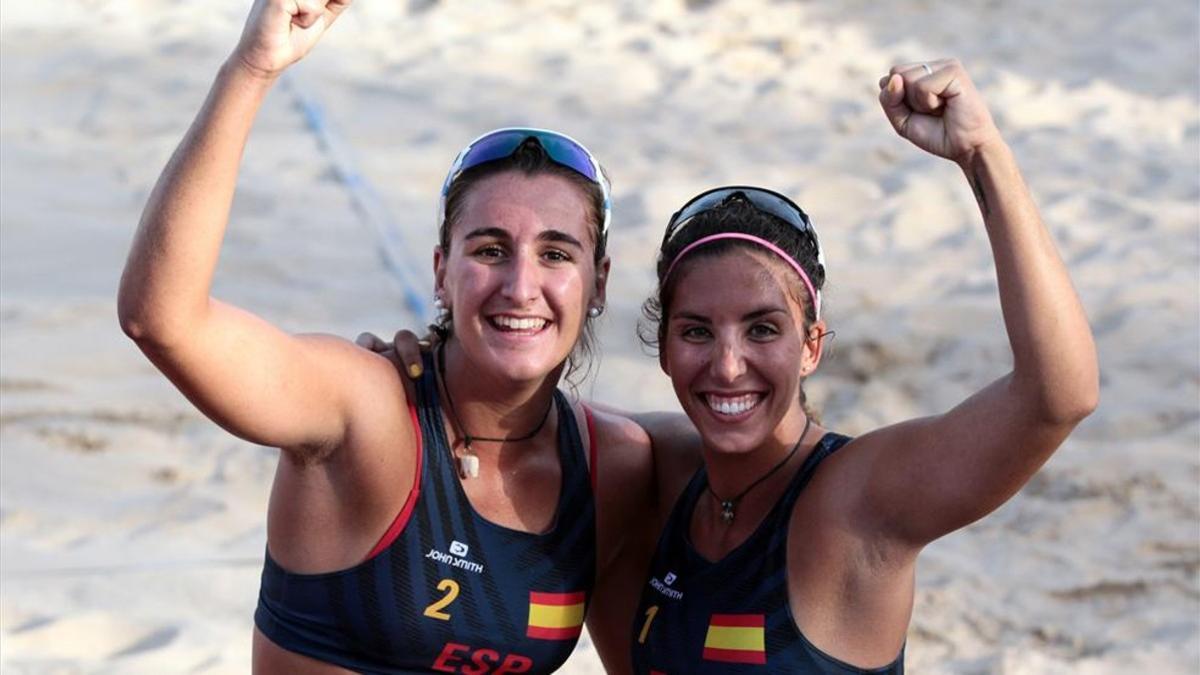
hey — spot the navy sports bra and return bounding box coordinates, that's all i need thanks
[630,433,904,674]
[256,352,597,674]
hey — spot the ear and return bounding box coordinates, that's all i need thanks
[592,255,611,310]
[659,347,671,377]
[800,319,827,376]
[433,245,448,300]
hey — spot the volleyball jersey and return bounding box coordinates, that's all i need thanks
[630,433,904,674]
[255,353,596,674]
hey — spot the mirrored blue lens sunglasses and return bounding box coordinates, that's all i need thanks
[438,127,612,235]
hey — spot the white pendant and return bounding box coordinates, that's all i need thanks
[459,453,480,479]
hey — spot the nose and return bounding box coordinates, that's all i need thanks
[710,336,746,384]
[501,249,541,306]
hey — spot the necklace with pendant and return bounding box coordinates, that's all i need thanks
[706,414,811,524]
[435,343,554,479]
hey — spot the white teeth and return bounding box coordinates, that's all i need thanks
[493,316,547,331]
[707,394,761,416]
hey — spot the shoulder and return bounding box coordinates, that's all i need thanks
[295,333,411,404]
[289,333,416,459]
[569,403,655,566]
[575,404,654,493]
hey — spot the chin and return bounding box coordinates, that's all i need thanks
[702,432,765,456]
[455,324,572,384]
[480,343,571,385]
[683,415,764,456]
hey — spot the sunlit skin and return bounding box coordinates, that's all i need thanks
[661,248,824,497]
[434,170,609,392]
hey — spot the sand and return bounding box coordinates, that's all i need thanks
[2,0,1197,672]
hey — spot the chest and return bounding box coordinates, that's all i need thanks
[457,448,563,533]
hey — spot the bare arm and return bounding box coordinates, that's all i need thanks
[117,1,370,454]
[578,408,656,675]
[844,60,1098,547]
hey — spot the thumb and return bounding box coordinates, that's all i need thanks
[878,74,912,138]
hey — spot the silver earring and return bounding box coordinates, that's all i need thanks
[588,305,603,318]
[434,295,450,323]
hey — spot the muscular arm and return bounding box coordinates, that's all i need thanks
[117,2,383,456]
[846,62,1098,547]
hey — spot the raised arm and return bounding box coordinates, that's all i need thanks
[116,1,382,455]
[843,59,1098,547]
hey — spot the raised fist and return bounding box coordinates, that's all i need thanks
[878,59,1001,165]
[232,0,351,78]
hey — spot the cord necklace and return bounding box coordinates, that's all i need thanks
[707,414,811,524]
[435,343,554,479]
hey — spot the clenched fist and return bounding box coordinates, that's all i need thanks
[878,59,1002,167]
[232,0,351,79]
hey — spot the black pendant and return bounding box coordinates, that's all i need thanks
[720,501,735,524]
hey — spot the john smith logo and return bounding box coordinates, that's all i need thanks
[425,540,484,574]
[650,572,683,600]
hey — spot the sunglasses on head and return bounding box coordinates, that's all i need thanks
[439,127,612,235]
[662,186,825,318]
[664,186,822,261]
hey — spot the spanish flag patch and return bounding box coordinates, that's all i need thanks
[526,591,586,640]
[702,613,767,664]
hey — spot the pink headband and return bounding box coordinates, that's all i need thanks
[663,232,822,319]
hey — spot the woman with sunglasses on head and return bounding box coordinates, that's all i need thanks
[623,60,1098,672]
[118,1,656,672]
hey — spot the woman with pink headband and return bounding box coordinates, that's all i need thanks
[369,58,1097,671]
[624,59,1097,672]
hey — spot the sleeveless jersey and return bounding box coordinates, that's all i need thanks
[255,353,596,674]
[630,433,904,674]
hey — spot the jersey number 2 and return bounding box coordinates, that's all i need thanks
[423,579,461,621]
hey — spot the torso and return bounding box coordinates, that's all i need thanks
[254,354,597,674]
[630,432,906,674]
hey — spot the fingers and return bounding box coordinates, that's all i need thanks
[355,331,387,352]
[878,73,912,138]
[393,330,427,379]
[323,0,352,29]
[886,59,962,114]
[291,0,324,29]
[292,0,349,30]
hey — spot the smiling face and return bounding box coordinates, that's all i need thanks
[661,248,822,455]
[434,169,609,385]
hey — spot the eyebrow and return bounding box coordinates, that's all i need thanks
[462,227,584,250]
[671,307,790,323]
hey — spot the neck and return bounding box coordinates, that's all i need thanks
[702,411,815,499]
[439,340,562,449]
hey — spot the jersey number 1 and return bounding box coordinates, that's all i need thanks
[637,605,659,644]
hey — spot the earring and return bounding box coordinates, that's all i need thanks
[588,305,604,318]
[434,295,450,324]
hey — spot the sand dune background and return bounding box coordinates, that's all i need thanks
[2,0,1197,672]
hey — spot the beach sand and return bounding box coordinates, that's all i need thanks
[2,0,1197,672]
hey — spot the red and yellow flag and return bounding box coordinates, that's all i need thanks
[702,613,766,664]
[526,591,586,640]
